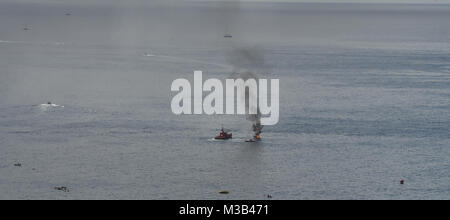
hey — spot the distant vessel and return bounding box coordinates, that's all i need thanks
[224,34,233,38]
[40,102,64,109]
[215,127,232,140]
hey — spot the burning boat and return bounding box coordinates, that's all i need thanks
[246,133,262,142]
[246,122,263,142]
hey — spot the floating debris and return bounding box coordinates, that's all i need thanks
[400,179,405,185]
[219,190,229,195]
[55,186,70,193]
[14,163,22,167]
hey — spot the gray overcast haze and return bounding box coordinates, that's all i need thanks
[1,0,450,5]
[1,0,449,200]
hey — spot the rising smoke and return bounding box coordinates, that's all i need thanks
[218,1,271,139]
[226,47,271,139]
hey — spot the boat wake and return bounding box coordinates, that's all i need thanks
[207,137,249,143]
[39,103,64,110]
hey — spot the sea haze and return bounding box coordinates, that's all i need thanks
[0,1,449,199]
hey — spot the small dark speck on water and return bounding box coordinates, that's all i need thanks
[55,186,70,193]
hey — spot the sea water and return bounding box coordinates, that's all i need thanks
[0,2,449,199]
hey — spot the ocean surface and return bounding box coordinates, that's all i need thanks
[0,2,449,199]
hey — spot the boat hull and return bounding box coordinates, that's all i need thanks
[215,134,232,140]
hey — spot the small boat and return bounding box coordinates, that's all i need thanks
[215,127,232,140]
[224,35,233,38]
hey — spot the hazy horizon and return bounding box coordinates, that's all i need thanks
[2,0,450,5]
